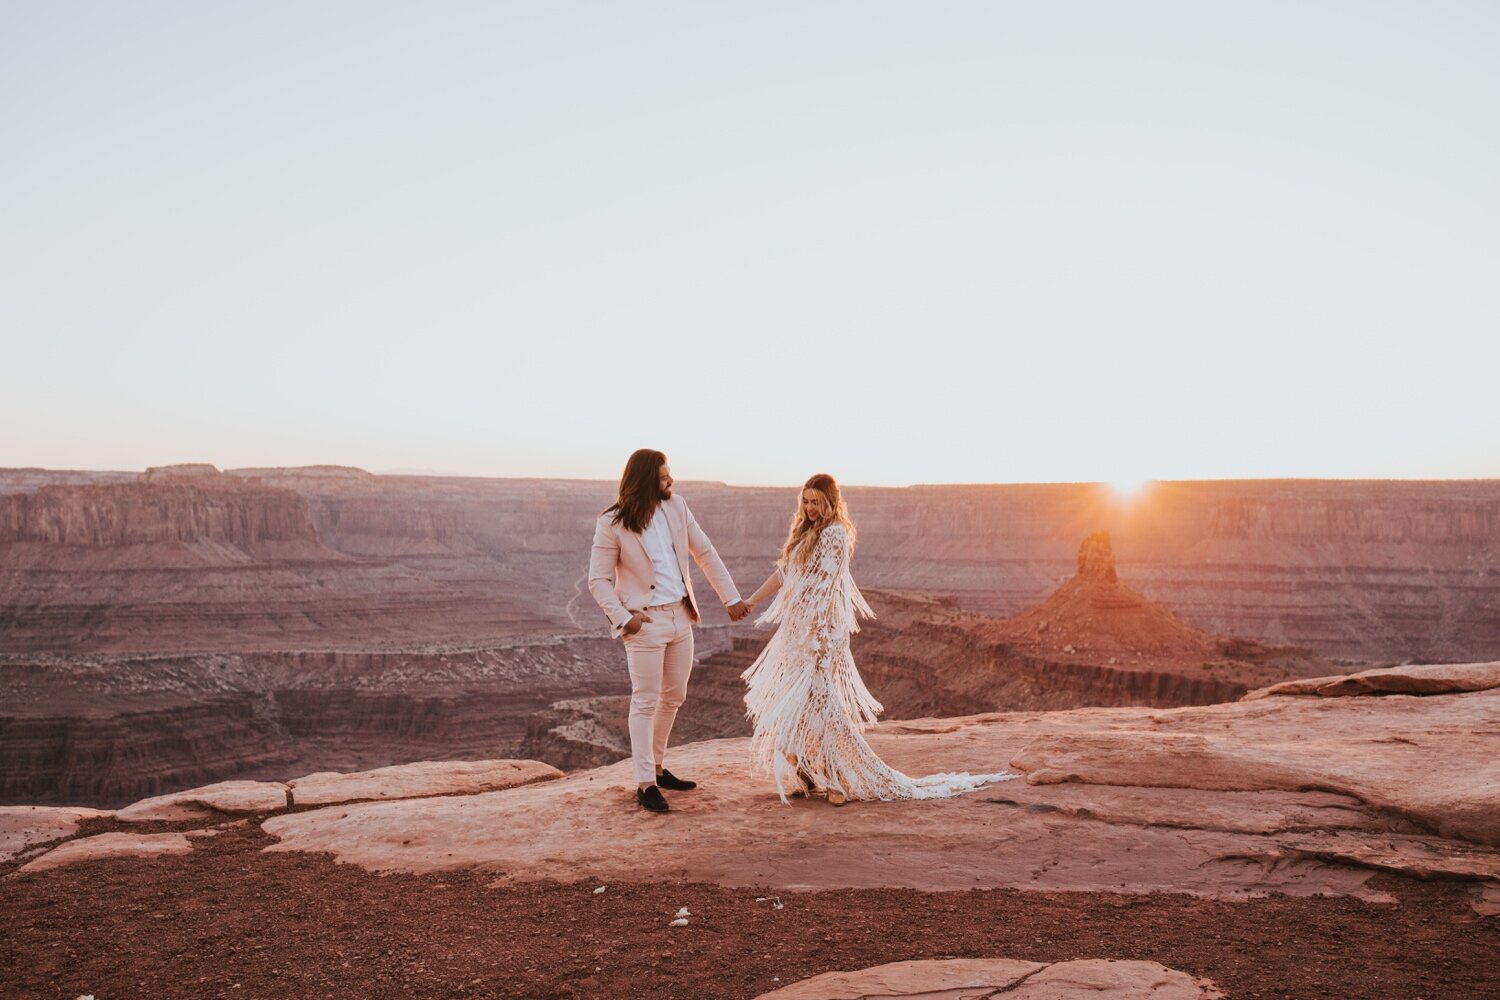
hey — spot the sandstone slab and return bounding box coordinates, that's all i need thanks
[0,805,111,863]
[116,779,290,822]
[1245,660,1500,699]
[287,759,562,806]
[755,958,1221,999]
[17,831,192,873]
[1009,684,1500,846]
[262,664,1500,903]
[1474,880,1500,918]
[1011,960,1222,999]
[755,957,1039,998]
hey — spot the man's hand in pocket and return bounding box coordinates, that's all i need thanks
[623,611,653,637]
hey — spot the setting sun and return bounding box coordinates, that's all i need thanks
[1108,479,1149,499]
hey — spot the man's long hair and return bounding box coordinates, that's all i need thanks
[604,448,668,533]
[781,473,857,569]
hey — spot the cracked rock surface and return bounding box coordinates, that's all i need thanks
[259,663,1499,905]
[754,957,1222,999]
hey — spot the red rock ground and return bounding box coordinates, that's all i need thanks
[3,820,1496,1000]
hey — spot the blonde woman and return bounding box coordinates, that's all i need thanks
[740,474,1014,804]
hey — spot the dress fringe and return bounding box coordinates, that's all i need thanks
[742,524,1015,804]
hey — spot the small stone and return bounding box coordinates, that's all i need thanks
[674,906,690,917]
[668,917,689,927]
[593,886,606,894]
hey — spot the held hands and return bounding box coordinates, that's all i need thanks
[727,600,753,623]
[622,610,653,636]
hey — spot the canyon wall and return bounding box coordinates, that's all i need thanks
[0,632,725,807]
[6,467,1494,661]
[195,470,1500,662]
[0,478,323,558]
[0,467,555,653]
[690,479,1500,664]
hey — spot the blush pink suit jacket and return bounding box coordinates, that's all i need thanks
[588,494,741,637]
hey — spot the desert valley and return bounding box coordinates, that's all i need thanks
[9,2,1499,994]
[3,464,1498,998]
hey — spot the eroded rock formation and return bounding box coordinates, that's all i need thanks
[960,532,1326,689]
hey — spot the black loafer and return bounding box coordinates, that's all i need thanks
[636,785,670,812]
[656,768,697,791]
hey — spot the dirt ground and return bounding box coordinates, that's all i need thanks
[3,822,1496,1000]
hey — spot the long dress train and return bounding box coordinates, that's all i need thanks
[742,523,1016,803]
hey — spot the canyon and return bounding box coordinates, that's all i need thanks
[2,464,1497,806]
[4,465,1498,660]
[0,634,746,807]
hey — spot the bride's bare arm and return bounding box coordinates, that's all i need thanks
[744,568,783,611]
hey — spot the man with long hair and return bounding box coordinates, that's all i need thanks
[588,449,749,812]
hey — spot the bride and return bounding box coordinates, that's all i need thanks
[740,474,1015,804]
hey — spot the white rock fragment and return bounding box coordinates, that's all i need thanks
[20,832,192,874]
[674,906,690,918]
[669,917,689,927]
[593,886,607,894]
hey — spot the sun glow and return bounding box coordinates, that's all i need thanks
[1108,479,1149,499]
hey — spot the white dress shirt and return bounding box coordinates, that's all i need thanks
[641,506,687,605]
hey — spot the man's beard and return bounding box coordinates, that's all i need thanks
[659,486,672,500]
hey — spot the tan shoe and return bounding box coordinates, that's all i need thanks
[827,791,847,807]
[786,754,820,798]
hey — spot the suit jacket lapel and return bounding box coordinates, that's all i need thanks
[664,500,690,577]
[622,523,650,566]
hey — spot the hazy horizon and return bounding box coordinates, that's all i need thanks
[6,459,1498,492]
[4,2,1497,486]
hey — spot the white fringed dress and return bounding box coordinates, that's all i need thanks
[741,522,1015,803]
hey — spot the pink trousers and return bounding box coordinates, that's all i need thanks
[622,602,695,785]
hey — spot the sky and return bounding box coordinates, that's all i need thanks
[2,2,1497,487]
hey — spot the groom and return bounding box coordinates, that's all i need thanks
[588,449,750,813]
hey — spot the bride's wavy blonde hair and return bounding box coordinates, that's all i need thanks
[780,473,857,569]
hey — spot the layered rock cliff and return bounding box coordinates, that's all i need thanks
[5,467,1497,661]
[690,479,1500,663]
[259,471,1500,662]
[0,467,555,653]
[0,471,324,558]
